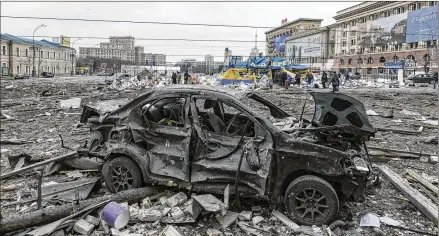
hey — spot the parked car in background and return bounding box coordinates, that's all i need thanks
[41,72,55,78]
[405,73,434,85]
[105,73,131,85]
[14,74,30,79]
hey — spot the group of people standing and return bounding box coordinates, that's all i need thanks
[321,71,340,92]
[171,71,191,84]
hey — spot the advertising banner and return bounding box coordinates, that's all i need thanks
[356,12,407,50]
[406,6,438,43]
[273,34,291,53]
[287,33,323,58]
[61,35,71,47]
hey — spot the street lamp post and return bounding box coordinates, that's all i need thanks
[421,21,434,73]
[71,38,82,76]
[32,24,46,77]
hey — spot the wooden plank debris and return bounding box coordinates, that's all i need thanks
[407,169,438,195]
[367,146,436,157]
[375,127,421,135]
[378,165,438,225]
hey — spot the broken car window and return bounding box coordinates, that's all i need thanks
[142,97,186,127]
[194,98,255,137]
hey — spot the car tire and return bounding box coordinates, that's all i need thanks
[284,175,339,226]
[102,156,143,193]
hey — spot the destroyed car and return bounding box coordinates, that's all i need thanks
[79,85,375,225]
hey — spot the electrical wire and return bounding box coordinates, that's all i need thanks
[3,15,437,36]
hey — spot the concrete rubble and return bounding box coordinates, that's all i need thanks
[0,75,438,236]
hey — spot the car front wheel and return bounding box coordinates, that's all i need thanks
[284,175,339,226]
[102,156,143,193]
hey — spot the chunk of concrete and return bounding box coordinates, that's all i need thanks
[170,207,185,220]
[162,207,171,216]
[159,196,168,205]
[73,219,95,235]
[360,213,380,228]
[224,184,230,209]
[91,231,106,236]
[85,215,100,226]
[182,199,202,219]
[193,194,226,212]
[100,219,110,234]
[159,225,182,236]
[239,211,253,221]
[166,192,187,207]
[252,216,264,225]
[60,97,82,109]
[206,228,221,236]
[142,197,152,209]
[138,209,162,222]
[215,211,239,229]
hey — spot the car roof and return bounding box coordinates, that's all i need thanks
[151,85,250,99]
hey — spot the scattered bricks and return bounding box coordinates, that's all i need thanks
[206,228,222,236]
[215,211,239,229]
[73,219,95,236]
[251,206,262,212]
[182,199,203,219]
[142,197,152,209]
[238,211,253,221]
[166,192,188,207]
[85,215,100,226]
[170,207,185,220]
[252,216,264,225]
[159,196,168,205]
[138,209,162,222]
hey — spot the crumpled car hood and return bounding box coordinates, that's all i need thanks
[80,98,130,123]
[309,92,375,135]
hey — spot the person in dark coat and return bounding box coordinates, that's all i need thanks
[295,72,301,88]
[171,72,177,84]
[433,72,438,89]
[321,71,328,88]
[184,71,190,84]
[331,72,340,93]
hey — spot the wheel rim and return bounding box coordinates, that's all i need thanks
[111,165,134,191]
[288,188,330,224]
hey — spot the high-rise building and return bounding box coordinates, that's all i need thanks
[79,36,135,62]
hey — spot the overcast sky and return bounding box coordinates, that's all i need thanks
[1,1,359,62]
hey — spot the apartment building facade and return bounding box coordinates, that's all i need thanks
[333,1,438,75]
[1,33,75,77]
[79,36,135,62]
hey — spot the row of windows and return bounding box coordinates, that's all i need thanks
[340,54,429,65]
[341,2,437,28]
[1,45,73,61]
[339,40,437,55]
[3,64,72,75]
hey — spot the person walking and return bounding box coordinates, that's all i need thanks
[172,72,177,84]
[433,72,438,89]
[331,72,340,93]
[184,71,190,84]
[321,71,328,88]
[295,72,301,88]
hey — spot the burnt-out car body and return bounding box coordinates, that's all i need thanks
[79,85,375,225]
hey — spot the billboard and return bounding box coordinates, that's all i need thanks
[287,33,323,59]
[357,12,407,50]
[273,34,291,53]
[61,35,70,47]
[406,6,438,43]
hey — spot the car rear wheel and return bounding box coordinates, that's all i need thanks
[284,175,339,226]
[102,156,143,193]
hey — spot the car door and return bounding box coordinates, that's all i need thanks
[140,94,191,182]
[189,95,273,195]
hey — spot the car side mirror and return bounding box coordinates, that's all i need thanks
[245,140,261,171]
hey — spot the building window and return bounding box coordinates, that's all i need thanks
[423,54,430,62]
[379,57,386,63]
[348,58,352,65]
[367,57,374,64]
[2,46,5,55]
[401,7,405,13]
[53,52,56,59]
[393,55,399,62]
[16,47,19,56]
[416,2,422,9]
[25,49,28,57]
[17,65,20,74]
[26,66,29,74]
[47,52,50,58]
[378,67,385,74]
[358,58,363,64]
[342,41,347,47]
[407,55,416,61]
[340,59,345,65]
